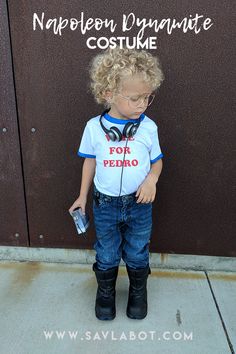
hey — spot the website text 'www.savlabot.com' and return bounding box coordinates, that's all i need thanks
[42,330,193,341]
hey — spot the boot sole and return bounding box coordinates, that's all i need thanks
[96,312,116,321]
[126,311,147,320]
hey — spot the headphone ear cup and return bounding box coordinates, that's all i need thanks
[123,122,135,138]
[108,131,117,141]
[109,126,122,141]
[130,125,138,136]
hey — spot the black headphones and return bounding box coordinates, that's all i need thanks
[99,108,142,142]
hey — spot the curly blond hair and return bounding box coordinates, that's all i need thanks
[88,47,164,108]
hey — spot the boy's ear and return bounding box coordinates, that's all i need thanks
[104,90,113,101]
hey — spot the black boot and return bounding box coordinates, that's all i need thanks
[126,264,151,319]
[92,262,119,320]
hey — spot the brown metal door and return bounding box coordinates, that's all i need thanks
[4,0,236,255]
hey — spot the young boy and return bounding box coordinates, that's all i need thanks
[69,46,164,321]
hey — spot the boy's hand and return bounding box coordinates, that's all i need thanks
[136,174,157,203]
[68,195,87,215]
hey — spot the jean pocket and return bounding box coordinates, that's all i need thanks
[93,192,112,209]
[136,200,153,206]
[135,201,153,211]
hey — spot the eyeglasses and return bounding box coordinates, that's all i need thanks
[117,92,155,108]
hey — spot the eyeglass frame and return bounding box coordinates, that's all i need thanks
[116,92,156,108]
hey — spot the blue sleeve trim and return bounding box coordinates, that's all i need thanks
[77,151,96,158]
[150,153,164,164]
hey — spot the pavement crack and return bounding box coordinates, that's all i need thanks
[205,271,235,354]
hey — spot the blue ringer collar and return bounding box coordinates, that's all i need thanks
[104,112,145,124]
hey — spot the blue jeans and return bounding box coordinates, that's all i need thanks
[92,184,153,271]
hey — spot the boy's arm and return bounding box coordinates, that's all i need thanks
[79,158,96,198]
[136,159,163,203]
[147,158,163,184]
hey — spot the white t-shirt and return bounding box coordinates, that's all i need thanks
[77,111,164,196]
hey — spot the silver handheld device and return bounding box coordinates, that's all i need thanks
[69,207,90,237]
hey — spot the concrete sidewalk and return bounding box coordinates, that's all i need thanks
[0,261,235,354]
